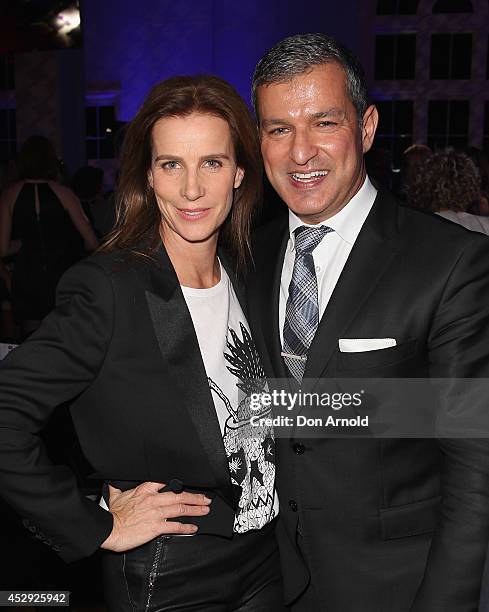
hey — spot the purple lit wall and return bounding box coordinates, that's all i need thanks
[82,0,361,121]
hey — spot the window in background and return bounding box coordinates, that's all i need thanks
[376,0,419,14]
[430,33,472,79]
[0,108,16,162]
[427,100,469,150]
[375,34,416,79]
[432,0,473,13]
[0,56,14,91]
[85,105,116,160]
[374,100,414,168]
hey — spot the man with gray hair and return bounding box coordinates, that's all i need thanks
[246,33,489,611]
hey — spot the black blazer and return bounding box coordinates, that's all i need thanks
[0,244,243,562]
[246,191,489,611]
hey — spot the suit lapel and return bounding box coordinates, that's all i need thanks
[142,244,234,506]
[304,191,401,381]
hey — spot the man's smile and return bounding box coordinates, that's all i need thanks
[289,170,329,187]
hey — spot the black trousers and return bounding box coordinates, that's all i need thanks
[103,520,285,611]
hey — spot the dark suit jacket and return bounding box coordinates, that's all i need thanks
[0,244,241,562]
[246,190,489,611]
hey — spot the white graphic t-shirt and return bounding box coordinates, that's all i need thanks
[182,261,279,533]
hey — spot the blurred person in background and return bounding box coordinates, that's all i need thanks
[399,144,432,201]
[71,165,116,240]
[465,146,489,217]
[0,135,98,339]
[407,148,489,235]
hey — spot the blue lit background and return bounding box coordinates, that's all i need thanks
[82,0,360,120]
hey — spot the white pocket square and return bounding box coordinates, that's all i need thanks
[338,338,397,353]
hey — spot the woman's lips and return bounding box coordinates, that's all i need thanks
[176,208,211,220]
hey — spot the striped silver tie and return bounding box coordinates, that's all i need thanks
[282,225,333,382]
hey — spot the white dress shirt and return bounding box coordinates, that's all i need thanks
[279,177,378,346]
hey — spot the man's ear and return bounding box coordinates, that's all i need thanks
[361,105,379,154]
[234,167,245,189]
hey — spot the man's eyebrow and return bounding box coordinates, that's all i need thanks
[310,108,346,119]
[153,153,231,163]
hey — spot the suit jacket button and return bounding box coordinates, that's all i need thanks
[293,443,305,455]
[289,499,298,512]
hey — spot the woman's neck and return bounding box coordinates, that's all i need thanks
[161,227,220,289]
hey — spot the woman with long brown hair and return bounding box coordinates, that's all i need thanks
[0,76,284,610]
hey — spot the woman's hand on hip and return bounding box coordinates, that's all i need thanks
[100,481,212,552]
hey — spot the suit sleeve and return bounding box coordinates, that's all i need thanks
[0,259,115,562]
[411,235,489,611]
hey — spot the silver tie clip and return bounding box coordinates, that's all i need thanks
[281,352,307,361]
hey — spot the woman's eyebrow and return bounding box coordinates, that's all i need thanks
[153,153,232,163]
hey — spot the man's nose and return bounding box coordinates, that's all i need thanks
[289,130,318,165]
[181,169,205,201]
